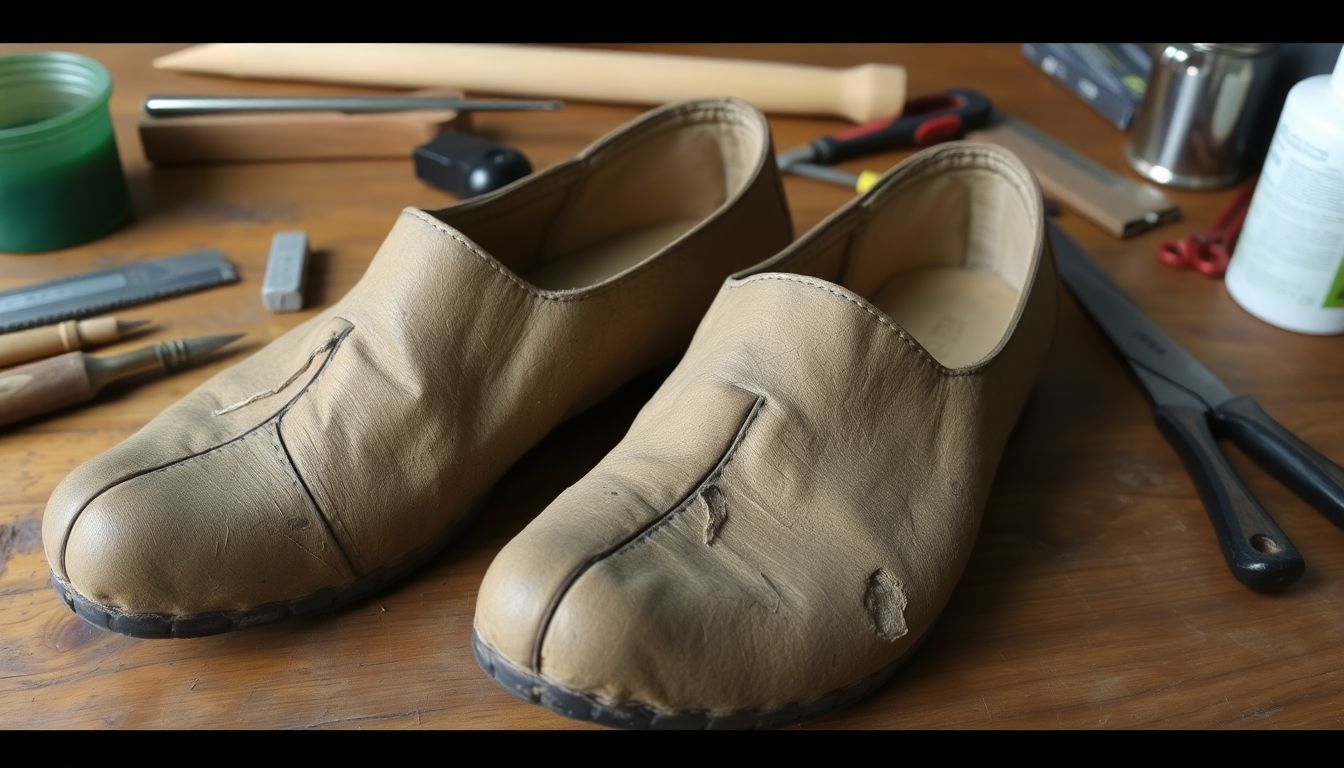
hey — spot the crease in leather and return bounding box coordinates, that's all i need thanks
[531,388,768,673]
[274,419,360,577]
[726,275,973,377]
[55,321,357,579]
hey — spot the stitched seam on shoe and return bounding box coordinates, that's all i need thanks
[862,145,1038,214]
[274,419,361,578]
[434,163,583,225]
[569,104,764,172]
[57,323,356,578]
[529,390,767,673]
[403,103,776,304]
[764,213,861,279]
[546,104,766,256]
[730,145,1042,376]
[725,274,973,376]
[438,104,763,230]
[438,104,763,234]
[404,168,757,305]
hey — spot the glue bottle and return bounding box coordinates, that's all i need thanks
[1225,48,1344,335]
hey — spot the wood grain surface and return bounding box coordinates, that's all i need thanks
[1,43,1341,730]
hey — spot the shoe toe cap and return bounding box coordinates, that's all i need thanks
[48,421,356,620]
[477,481,919,723]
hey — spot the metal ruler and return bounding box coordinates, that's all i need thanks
[969,115,1180,238]
[0,249,238,332]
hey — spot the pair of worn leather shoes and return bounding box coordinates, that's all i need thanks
[43,98,1056,728]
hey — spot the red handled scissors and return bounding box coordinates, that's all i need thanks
[1156,183,1256,279]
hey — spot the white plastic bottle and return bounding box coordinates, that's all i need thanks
[1226,48,1344,335]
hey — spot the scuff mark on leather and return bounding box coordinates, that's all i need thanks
[701,485,727,545]
[864,568,909,642]
[950,479,964,499]
[214,331,344,416]
[0,517,41,577]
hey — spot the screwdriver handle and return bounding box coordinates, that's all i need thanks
[809,89,993,164]
[0,352,96,428]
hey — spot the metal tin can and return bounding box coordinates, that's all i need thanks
[1126,43,1279,190]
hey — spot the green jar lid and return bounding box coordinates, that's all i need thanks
[0,51,131,253]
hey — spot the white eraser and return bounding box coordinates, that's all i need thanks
[262,231,309,313]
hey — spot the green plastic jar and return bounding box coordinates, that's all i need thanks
[0,52,131,253]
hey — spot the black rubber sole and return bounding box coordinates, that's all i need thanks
[50,502,483,639]
[471,627,921,730]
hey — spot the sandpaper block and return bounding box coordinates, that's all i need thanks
[139,88,471,165]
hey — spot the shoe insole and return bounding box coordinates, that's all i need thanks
[526,218,703,291]
[871,265,1018,369]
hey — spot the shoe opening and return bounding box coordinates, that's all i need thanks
[776,144,1042,369]
[427,100,771,292]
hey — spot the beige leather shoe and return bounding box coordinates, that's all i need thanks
[473,142,1057,728]
[43,98,792,638]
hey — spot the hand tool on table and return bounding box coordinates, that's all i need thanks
[0,316,148,368]
[1156,183,1255,278]
[413,130,533,199]
[153,44,908,124]
[0,334,242,428]
[777,89,994,193]
[138,87,480,165]
[1049,220,1344,591]
[0,250,237,333]
[143,95,563,117]
[969,115,1180,238]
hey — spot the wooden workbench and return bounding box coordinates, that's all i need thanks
[2,44,1341,730]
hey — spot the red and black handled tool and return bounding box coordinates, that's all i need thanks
[777,88,993,168]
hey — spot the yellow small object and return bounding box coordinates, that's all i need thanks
[856,170,883,194]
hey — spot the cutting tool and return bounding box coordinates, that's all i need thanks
[1049,220,1344,591]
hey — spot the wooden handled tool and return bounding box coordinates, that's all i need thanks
[154,44,908,124]
[0,317,147,369]
[0,334,241,428]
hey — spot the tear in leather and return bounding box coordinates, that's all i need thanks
[864,568,909,642]
[213,322,351,416]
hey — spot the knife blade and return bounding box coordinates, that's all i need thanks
[1047,220,1233,409]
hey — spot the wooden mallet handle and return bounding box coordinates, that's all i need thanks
[155,44,908,124]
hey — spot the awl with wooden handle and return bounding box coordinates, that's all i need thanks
[0,334,242,427]
[154,44,908,124]
[0,317,148,369]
